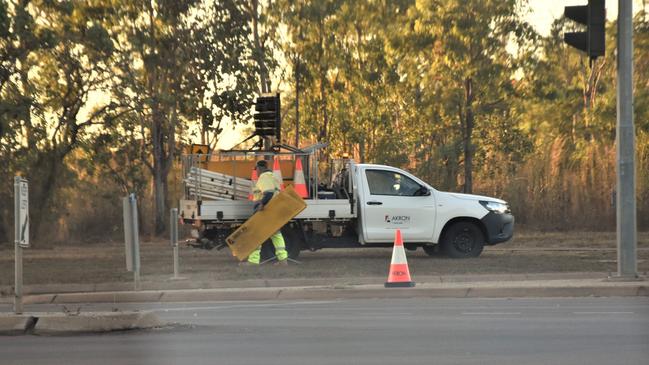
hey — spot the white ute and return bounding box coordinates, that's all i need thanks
[181,159,515,259]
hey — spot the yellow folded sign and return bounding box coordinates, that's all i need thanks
[226,185,307,261]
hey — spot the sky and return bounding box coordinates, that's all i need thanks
[527,0,645,36]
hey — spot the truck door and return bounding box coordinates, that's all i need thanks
[361,168,436,242]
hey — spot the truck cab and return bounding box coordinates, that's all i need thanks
[354,163,514,257]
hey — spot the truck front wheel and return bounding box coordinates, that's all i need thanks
[441,221,485,258]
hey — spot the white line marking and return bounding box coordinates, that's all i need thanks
[573,312,635,315]
[157,300,337,313]
[462,312,521,315]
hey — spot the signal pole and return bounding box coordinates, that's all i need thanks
[564,0,638,278]
[616,0,637,278]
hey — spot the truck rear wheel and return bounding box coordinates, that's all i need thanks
[441,221,484,258]
[282,226,303,259]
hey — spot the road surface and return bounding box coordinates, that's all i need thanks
[1,297,648,365]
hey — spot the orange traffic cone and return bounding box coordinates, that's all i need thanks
[248,168,258,201]
[385,229,415,288]
[273,157,285,190]
[293,158,308,198]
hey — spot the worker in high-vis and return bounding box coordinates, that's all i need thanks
[243,159,289,266]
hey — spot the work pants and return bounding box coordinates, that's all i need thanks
[247,231,288,264]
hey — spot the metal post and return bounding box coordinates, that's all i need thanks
[123,196,133,272]
[130,194,141,290]
[170,208,181,279]
[314,152,319,200]
[232,157,237,199]
[616,0,637,278]
[14,243,23,314]
[198,160,203,201]
[14,176,28,314]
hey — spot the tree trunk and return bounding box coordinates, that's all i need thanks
[294,56,300,147]
[463,77,474,194]
[319,74,328,142]
[29,149,65,243]
[153,167,165,235]
[151,104,166,235]
[0,213,7,244]
[250,0,269,94]
[316,17,328,143]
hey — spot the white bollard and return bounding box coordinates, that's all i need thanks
[123,194,141,291]
[169,208,185,280]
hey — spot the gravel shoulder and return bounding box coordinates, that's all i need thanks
[1,230,647,290]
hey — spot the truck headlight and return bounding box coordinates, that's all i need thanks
[479,200,510,214]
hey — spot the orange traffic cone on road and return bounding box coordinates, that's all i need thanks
[248,168,258,201]
[273,157,285,190]
[293,158,308,198]
[385,229,415,288]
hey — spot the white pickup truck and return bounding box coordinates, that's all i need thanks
[180,157,514,259]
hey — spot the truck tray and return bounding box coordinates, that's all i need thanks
[225,185,307,260]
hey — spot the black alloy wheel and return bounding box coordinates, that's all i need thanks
[441,221,485,258]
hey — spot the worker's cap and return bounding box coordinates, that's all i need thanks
[256,160,269,169]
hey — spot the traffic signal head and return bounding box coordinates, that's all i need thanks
[564,0,605,60]
[253,94,281,140]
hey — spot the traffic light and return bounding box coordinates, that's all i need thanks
[564,0,605,60]
[253,94,281,140]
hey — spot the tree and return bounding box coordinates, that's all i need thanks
[400,0,535,193]
[106,0,257,234]
[0,0,120,242]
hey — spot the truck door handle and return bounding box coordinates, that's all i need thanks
[367,201,383,205]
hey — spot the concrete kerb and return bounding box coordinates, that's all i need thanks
[51,291,165,304]
[0,272,615,297]
[0,311,164,335]
[2,275,648,306]
[3,279,645,305]
[33,311,163,335]
[0,314,35,334]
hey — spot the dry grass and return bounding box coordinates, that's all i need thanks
[0,230,647,288]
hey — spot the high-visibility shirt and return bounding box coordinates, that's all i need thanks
[253,171,280,202]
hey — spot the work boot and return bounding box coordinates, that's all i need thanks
[239,261,259,267]
[273,259,288,266]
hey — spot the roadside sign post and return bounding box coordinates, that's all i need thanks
[123,194,141,290]
[14,176,29,314]
[169,208,183,280]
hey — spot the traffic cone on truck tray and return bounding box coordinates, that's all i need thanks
[385,229,415,288]
[248,168,258,201]
[293,158,308,198]
[273,157,285,190]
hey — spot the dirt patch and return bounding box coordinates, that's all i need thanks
[1,230,647,287]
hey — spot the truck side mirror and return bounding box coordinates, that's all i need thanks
[415,186,431,196]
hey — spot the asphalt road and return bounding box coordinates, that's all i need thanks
[1,298,648,365]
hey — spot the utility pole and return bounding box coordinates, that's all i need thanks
[615,0,638,278]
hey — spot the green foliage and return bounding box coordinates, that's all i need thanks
[0,1,8,38]
[0,0,259,242]
[0,0,121,242]
[273,0,648,229]
[104,0,257,233]
[1,0,648,243]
